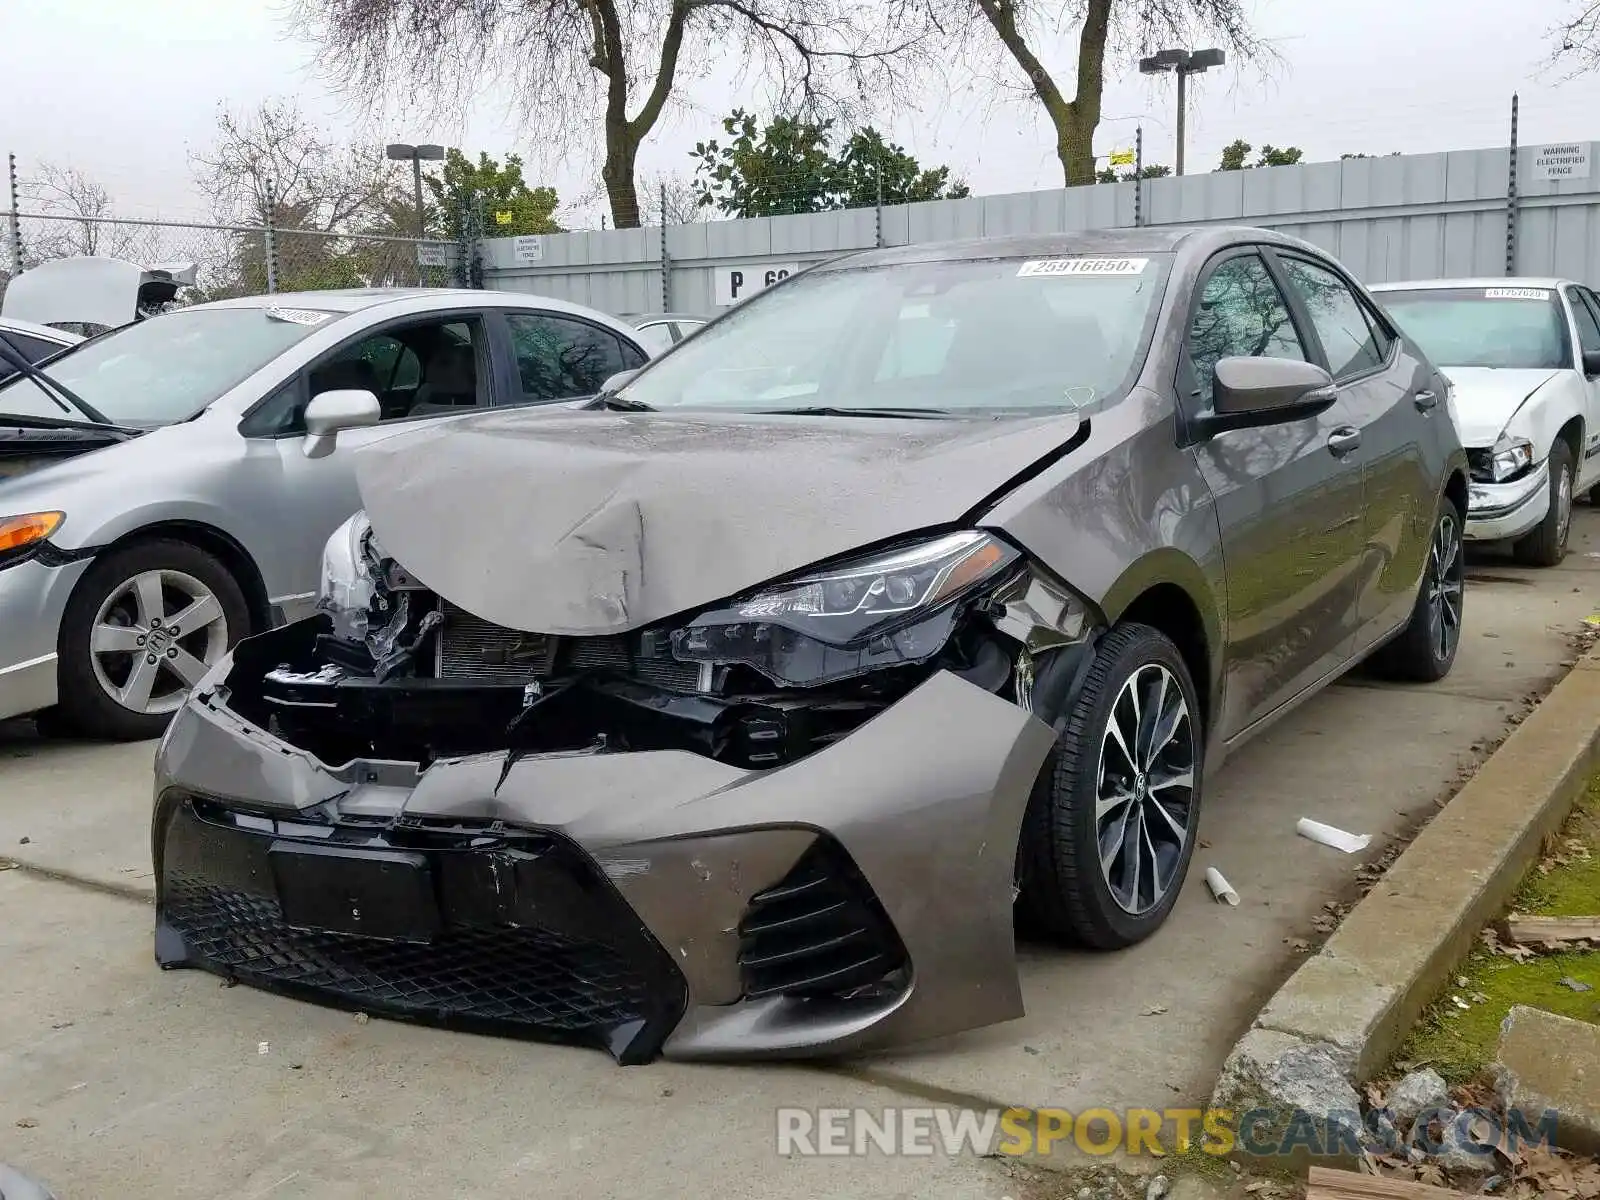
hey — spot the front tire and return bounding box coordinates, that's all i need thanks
[1015,623,1203,950]
[1369,498,1465,683]
[55,540,250,741]
[1513,440,1574,567]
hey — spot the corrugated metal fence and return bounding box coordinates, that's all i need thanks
[481,143,1600,315]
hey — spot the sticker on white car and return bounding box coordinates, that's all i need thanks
[1017,257,1150,277]
[265,307,335,325]
[1483,287,1551,300]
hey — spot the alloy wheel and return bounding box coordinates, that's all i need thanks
[1095,663,1197,916]
[1425,512,1464,663]
[88,569,230,716]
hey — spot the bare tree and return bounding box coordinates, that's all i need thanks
[18,164,141,260]
[639,170,706,225]
[290,0,941,229]
[190,98,400,232]
[189,99,409,294]
[931,0,1267,187]
[1550,1,1600,69]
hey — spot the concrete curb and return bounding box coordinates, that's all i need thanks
[1212,646,1600,1118]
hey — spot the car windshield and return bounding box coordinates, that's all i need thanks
[619,254,1173,416]
[0,306,333,426]
[1378,287,1571,370]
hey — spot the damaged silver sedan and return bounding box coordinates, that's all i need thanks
[152,226,1469,1063]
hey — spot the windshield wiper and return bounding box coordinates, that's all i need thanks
[0,412,140,440]
[752,405,958,419]
[585,391,656,412]
[0,331,118,426]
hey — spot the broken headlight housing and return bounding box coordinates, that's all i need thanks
[669,530,1022,688]
[1469,435,1535,484]
[317,510,380,642]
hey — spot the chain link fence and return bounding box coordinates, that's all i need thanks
[1,209,470,311]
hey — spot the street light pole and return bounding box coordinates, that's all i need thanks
[1174,67,1187,177]
[1138,48,1224,176]
[386,143,447,237]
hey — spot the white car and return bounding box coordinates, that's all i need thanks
[1372,277,1600,565]
[0,317,82,383]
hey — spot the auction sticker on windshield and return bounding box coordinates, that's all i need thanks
[265,307,334,325]
[1484,287,1550,300]
[1017,257,1149,277]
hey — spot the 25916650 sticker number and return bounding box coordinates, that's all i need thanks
[1017,257,1149,278]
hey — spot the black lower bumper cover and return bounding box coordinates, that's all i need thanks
[154,792,688,1064]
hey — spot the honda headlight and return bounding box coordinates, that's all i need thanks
[670,531,1022,687]
[317,510,379,641]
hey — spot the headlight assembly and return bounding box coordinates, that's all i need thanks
[317,510,379,641]
[0,510,64,570]
[1482,435,1534,483]
[670,531,1023,687]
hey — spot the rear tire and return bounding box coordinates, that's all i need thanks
[1015,623,1202,950]
[1369,498,1465,683]
[1513,441,1574,567]
[55,539,250,741]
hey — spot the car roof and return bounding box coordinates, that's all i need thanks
[819,225,1324,272]
[0,315,83,344]
[633,312,707,325]
[189,287,628,322]
[1370,277,1572,291]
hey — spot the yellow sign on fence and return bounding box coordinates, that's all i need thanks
[493,210,515,225]
[1108,149,1135,166]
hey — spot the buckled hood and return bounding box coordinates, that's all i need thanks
[1440,366,1562,447]
[353,406,1083,635]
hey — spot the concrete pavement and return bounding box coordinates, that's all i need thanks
[1,509,1596,1197]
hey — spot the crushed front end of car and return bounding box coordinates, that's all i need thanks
[152,513,1094,1063]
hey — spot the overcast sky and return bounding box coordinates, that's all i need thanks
[6,0,1600,227]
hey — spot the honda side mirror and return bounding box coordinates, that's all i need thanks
[302,389,381,459]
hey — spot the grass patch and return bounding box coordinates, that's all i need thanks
[1394,775,1600,1084]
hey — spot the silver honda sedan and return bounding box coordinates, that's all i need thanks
[0,288,651,739]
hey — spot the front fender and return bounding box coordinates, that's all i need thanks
[1502,376,1585,459]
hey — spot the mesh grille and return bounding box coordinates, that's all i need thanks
[436,601,700,690]
[164,874,653,1033]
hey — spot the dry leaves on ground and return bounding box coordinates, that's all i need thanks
[1479,926,1538,962]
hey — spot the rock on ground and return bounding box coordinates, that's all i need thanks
[1211,1029,1365,1160]
[1494,1004,1600,1156]
[1386,1067,1451,1126]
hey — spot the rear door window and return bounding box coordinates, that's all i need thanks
[1279,256,1385,381]
[507,313,636,401]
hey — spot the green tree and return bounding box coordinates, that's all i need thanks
[690,108,969,218]
[423,149,562,241]
[1341,151,1402,160]
[1095,163,1171,183]
[1217,140,1303,170]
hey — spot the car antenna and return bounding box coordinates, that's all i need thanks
[0,329,122,427]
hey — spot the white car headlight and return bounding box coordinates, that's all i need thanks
[317,510,379,640]
[1486,435,1534,483]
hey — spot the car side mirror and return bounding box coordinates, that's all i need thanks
[302,389,381,459]
[1582,349,1600,377]
[1194,356,1339,438]
[600,369,639,395]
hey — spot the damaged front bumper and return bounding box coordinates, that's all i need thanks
[152,620,1059,1063]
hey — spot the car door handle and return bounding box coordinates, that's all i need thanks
[1327,426,1362,456]
[1414,389,1437,411]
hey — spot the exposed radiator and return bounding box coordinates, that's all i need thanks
[435,601,702,691]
